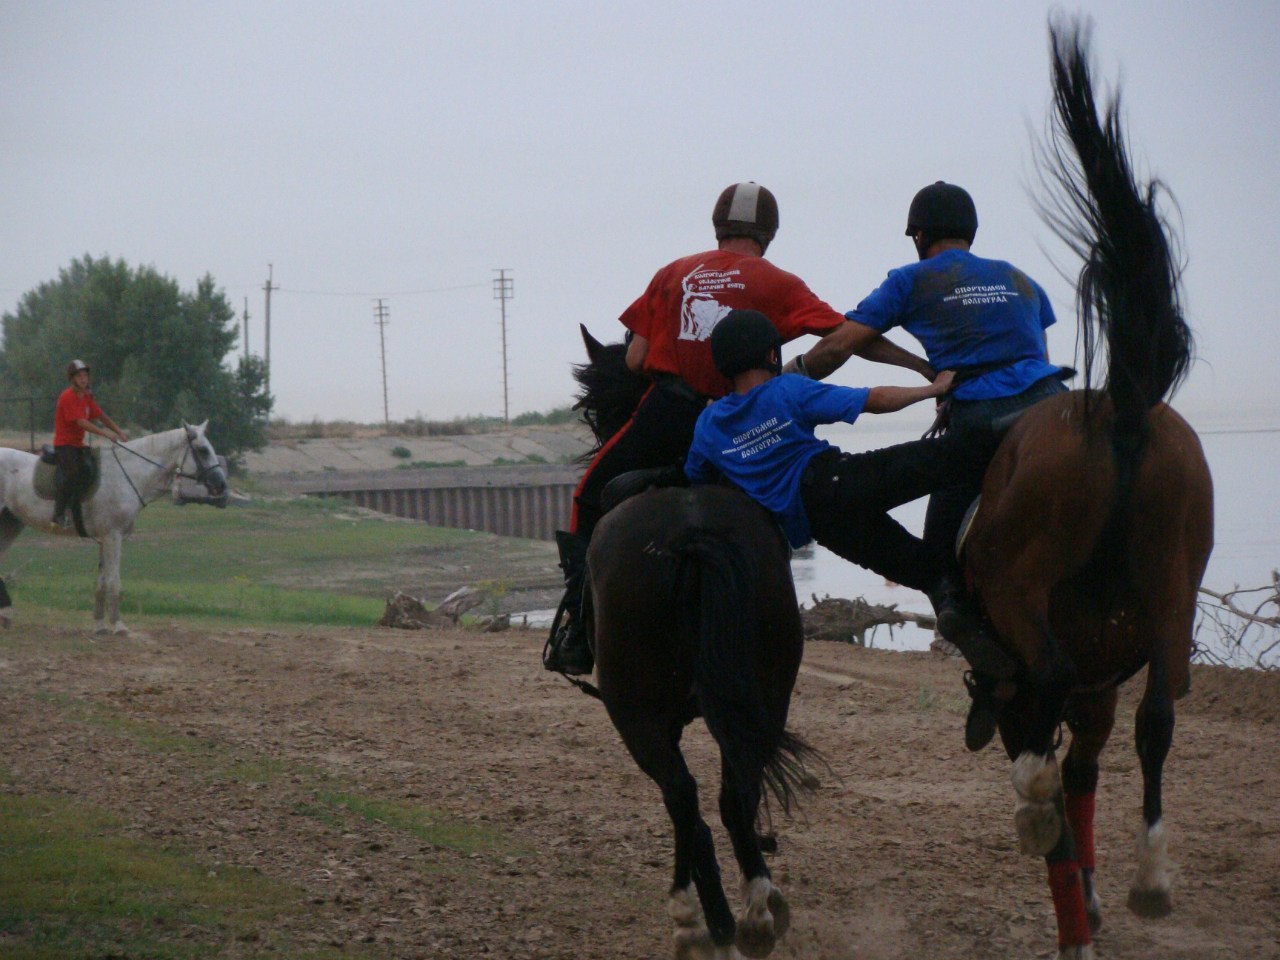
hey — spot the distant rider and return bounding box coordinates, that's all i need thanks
[783,182,1067,749]
[52,359,127,530]
[544,181,932,675]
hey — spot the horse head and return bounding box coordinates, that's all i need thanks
[573,325,649,455]
[180,420,228,501]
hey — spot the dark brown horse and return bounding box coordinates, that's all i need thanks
[964,22,1213,958]
[572,329,817,959]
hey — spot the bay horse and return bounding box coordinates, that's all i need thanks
[964,23,1213,958]
[0,422,228,634]
[572,329,817,959]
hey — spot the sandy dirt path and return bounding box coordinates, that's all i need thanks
[1,620,1276,959]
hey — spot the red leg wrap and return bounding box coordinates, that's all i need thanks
[1064,791,1097,871]
[1048,860,1092,949]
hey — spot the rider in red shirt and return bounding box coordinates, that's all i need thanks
[51,359,127,530]
[544,182,932,675]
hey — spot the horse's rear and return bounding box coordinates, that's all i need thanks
[588,484,810,958]
[963,21,1214,959]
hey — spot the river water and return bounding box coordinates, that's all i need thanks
[526,417,1278,664]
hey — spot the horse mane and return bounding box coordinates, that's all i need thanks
[572,330,649,461]
[1036,17,1193,434]
[126,426,188,459]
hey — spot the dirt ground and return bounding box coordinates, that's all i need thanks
[1,618,1277,960]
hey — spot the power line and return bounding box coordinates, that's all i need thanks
[273,281,488,298]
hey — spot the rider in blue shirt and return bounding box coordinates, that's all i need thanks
[785,182,1068,554]
[686,309,1015,750]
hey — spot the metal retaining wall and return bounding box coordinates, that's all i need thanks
[318,483,574,541]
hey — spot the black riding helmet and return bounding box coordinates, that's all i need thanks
[711,310,782,379]
[905,181,978,244]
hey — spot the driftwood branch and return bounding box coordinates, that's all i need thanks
[1195,572,1280,670]
[800,594,936,647]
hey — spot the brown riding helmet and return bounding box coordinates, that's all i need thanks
[712,182,779,252]
[66,359,90,380]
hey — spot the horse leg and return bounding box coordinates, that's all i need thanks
[95,531,128,635]
[608,706,736,960]
[1062,687,1119,935]
[0,508,23,628]
[992,591,1076,857]
[1127,650,1178,918]
[717,757,788,959]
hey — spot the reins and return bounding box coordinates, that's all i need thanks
[109,435,208,510]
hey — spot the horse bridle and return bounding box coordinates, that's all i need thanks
[110,432,222,508]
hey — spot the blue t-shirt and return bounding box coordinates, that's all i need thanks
[685,375,870,548]
[848,249,1062,400]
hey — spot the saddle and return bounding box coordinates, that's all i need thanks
[599,464,689,516]
[34,446,102,502]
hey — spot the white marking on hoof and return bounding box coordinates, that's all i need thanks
[93,620,110,635]
[735,876,790,958]
[1012,751,1062,856]
[669,884,704,929]
[1127,821,1173,917]
[1085,885,1103,935]
[1057,945,1095,959]
[112,622,130,637]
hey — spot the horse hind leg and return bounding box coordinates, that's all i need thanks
[1062,687,1120,935]
[1127,650,1178,918]
[716,757,788,959]
[606,704,736,959]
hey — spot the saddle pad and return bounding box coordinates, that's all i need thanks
[33,449,102,501]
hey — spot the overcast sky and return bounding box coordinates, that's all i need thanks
[3,1,1277,429]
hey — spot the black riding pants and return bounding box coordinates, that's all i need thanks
[922,376,1069,559]
[571,379,705,542]
[800,431,997,593]
[53,445,90,517]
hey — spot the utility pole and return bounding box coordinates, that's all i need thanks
[242,297,250,359]
[492,269,513,425]
[374,298,390,429]
[263,264,278,395]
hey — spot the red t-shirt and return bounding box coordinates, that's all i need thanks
[619,250,844,398]
[53,387,104,447]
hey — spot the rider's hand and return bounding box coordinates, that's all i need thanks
[116,430,129,442]
[931,370,956,396]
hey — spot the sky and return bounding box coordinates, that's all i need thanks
[3,1,1278,429]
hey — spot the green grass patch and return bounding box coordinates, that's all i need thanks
[311,791,509,856]
[0,791,361,959]
[0,497,489,627]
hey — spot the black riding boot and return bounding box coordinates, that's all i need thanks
[928,574,1017,752]
[544,531,593,676]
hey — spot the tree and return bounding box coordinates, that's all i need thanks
[0,255,271,465]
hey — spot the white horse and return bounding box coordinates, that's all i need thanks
[0,421,227,634]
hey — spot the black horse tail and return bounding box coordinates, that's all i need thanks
[673,531,818,815]
[1041,18,1193,449]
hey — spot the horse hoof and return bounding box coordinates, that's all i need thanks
[669,885,704,929]
[673,925,717,960]
[112,624,130,637]
[93,623,110,636]
[1126,886,1172,918]
[0,612,11,629]
[1057,946,1095,959]
[735,879,789,958]
[1015,800,1062,856]
[1085,894,1104,935]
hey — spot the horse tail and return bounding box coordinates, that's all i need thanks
[673,531,817,814]
[1042,19,1193,447]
